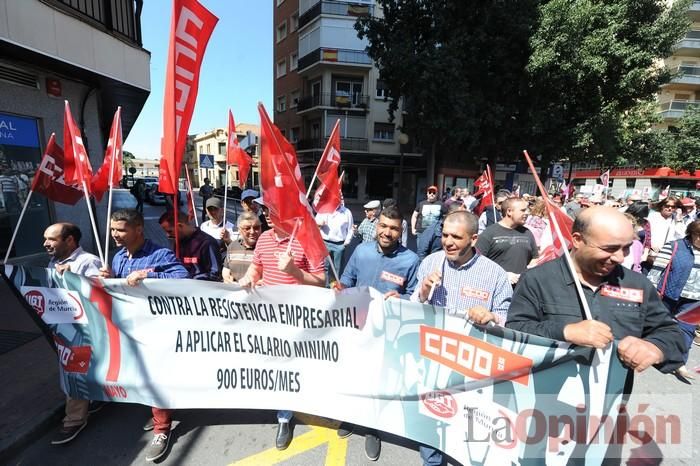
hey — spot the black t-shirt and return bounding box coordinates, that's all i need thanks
[475,223,538,274]
[414,200,442,232]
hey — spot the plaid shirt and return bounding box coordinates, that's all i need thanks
[356,218,378,243]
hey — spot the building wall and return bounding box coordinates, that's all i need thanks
[274,0,302,139]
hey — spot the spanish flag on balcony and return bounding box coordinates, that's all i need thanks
[322,49,338,62]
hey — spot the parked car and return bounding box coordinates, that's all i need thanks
[212,186,242,200]
[144,182,166,205]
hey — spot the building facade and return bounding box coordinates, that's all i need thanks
[0,0,149,262]
[273,0,425,210]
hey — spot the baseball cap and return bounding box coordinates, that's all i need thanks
[363,200,380,209]
[427,185,438,193]
[241,189,259,200]
[253,196,266,207]
[628,194,642,202]
[206,197,222,209]
[681,197,695,207]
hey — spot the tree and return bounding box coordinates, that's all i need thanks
[357,0,691,178]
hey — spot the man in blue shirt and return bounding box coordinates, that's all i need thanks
[99,209,187,462]
[336,205,420,460]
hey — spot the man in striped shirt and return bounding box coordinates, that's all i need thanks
[410,210,512,466]
[238,197,325,450]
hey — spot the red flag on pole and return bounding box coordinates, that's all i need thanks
[312,120,342,213]
[227,109,253,189]
[258,103,328,264]
[158,0,218,195]
[600,169,610,187]
[31,133,83,205]
[62,100,93,192]
[91,107,123,202]
[473,168,493,214]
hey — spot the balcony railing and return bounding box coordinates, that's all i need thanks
[658,99,700,119]
[298,47,372,71]
[299,1,374,29]
[44,0,143,46]
[297,137,368,152]
[669,64,700,85]
[297,92,369,111]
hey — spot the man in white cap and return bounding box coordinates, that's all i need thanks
[241,188,269,232]
[200,197,236,252]
[355,200,380,242]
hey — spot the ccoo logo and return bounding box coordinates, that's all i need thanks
[420,390,458,419]
[24,290,45,317]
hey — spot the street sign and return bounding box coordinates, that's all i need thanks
[199,153,215,169]
[551,164,564,180]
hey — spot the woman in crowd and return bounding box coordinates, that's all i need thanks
[626,201,653,273]
[647,196,683,262]
[647,219,700,379]
[524,198,547,249]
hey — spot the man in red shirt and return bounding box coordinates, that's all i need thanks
[239,196,325,449]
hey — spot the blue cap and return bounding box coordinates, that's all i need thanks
[241,189,259,200]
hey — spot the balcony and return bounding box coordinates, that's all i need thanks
[298,48,372,72]
[667,64,700,88]
[690,1,700,22]
[658,100,700,119]
[297,92,369,112]
[674,31,700,57]
[299,1,374,30]
[297,137,368,152]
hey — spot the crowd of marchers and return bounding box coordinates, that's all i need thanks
[39,182,694,465]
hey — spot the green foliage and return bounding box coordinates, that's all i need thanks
[357,0,692,169]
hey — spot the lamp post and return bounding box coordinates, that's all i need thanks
[397,132,409,202]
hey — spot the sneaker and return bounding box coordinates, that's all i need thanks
[337,423,353,439]
[145,433,170,462]
[51,422,87,445]
[694,331,700,347]
[365,433,381,461]
[143,417,155,431]
[88,401,106,414]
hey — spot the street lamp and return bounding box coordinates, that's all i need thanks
[397,131,409,202]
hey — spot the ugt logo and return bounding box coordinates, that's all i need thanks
[24,290,45,317]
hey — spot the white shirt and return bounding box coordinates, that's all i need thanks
[315,207,354,245]
[200,219,236,242]
[48,247,101,277]
[647,210,683,250]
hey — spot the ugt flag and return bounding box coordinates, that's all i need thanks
[30,133,83,205]
[312,119,342,214]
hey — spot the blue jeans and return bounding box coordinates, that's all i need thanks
[419,445,444,466]
[661,297,697,363]
[278,410,292,423]
[324,241,344,286]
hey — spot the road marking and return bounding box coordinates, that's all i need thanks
[230,423,348,466]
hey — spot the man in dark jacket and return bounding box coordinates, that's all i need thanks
[416,201,466,260]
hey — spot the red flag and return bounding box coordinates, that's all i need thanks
[473,167,493,214]
[62,100,93,192]
[312,120,342,214]
[30,133,83,205]
[227,110,253,189]
[159,0,218,194]
[523,150,574,265]
[258,103,328,265]
[90,107,123,202]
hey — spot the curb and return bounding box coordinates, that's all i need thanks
[0,401,64,462]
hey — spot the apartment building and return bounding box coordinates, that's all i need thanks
[0,0,150,261]
[273,0,425,208]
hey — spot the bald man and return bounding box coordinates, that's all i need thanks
[507,207,685,379]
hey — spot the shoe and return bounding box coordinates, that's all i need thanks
[143,417,155,431]
[677,365,695,380]
[337,423,353,438]
[144,433,169,462]
[693,332,700,347]
[88,401,106,414]
[365,433,381,461]
[276,422,292,450]
[50,422,87,445]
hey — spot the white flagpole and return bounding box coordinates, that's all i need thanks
[103,153,117,263]
[82,181,105,265]
[285,218,302,256]
[3,191,34,263]
[185,163,199,227]
[223,165,229,226]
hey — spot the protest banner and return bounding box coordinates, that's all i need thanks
[3,265,659,464]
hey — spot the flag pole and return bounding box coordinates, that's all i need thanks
[327,256,340,284]
[285,218,302,256]
[173,193,180,258]
[3,191,34,264]
[223,165,229,226]
[306,119,340,199]
[82,181,105,265]
[488,164,497,221]
[185,163,198,227]
[523,150,592,321]
[103,107,121,262]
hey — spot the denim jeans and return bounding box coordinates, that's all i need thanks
[324,241,344,286]
[661,296,697,363]
[278,410,293,423]
[419,445,444,466]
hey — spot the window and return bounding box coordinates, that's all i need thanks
[277,95,287,112]
[376,79,389,99]
[335,80,363,106]
[290,12,299,32]
[276,59,286,78]
[199,145,204,154]
[290,52,298,71]
[206,143,211,153]
[290,127,300,143]
[290,90,300,108]
[373,123,394,141]
[276,21,287,42]
[218,142,226,155]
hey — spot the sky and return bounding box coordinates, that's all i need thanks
[123,0,273,159]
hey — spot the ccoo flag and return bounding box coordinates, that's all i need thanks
[90,107,123,202]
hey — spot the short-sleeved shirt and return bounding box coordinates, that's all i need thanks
[506,257,685,374]
[200,219,236,246]
[48,247,101,278]
[224,239,256,282]
[410,250,512,323]
[340,241,420,297]
[252,229,325,285]
[476,223,538,274]
[414,200,442,232]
